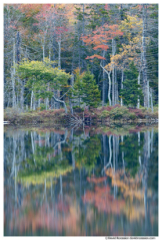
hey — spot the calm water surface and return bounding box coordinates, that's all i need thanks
[4,124,158,236]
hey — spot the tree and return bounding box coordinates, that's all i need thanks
[16,58,70,112]
[82,23,123,106]
[120,62,143,107]
[81,70,100,108]
[3,4,158,111]
[71,68,84,107]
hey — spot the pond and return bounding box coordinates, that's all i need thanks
[4,124,158,236]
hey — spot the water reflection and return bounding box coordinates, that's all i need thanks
[4,125,158,236]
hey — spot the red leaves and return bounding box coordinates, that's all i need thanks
[104,4,110,11]
[82,184,125,215]
[86,54,106,60]
[55,26,68,35]
[87,176,107,184]
[83,23,123,61]
[93,45,109,50]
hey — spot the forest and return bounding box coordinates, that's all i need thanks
[4,4,158,121]
[4,4,159,236]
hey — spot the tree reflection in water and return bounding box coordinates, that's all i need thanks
[4,125,158,236]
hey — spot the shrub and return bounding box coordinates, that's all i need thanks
[140,106,147,113]
[101,110,110,118]
[128,108,144,118]
[108,106,129,119]
[40,103,46,111]
[73,106,84,112]
[128,112,137,120]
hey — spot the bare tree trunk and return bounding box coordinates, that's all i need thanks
[53,94,67,114]
[49,44,51,61]
[58,41,61,70]
[12,38,16,108]
[121,69,124,106]
[11,70,16,108]
[82,4,85,68]
[33,92,36,110]
[100,64,111,106]
[102,50,106,106]
[20,80,24,111]
[115,68,118,104]
[150,88,153,112]
[30,89,33,110]
[147,80,150,109]
[52,32,56,67]
[38,92,41,109]
[16,31,20,64]
[43,44,45,62]
[112,39,116,106]
[69,73,74,114]
[137,71,140,108]
[45,83,50,110]
[142,4,148,108]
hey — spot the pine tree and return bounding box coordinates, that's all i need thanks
[82,70,100,108]
[71,68,84,107]
[120,62,143,107]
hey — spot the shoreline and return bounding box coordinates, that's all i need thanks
[4,104,158,127]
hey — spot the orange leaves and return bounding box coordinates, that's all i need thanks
[86,55,106,60]
[82,184,125,215]
[18,4,42,17]
[104,4,110,11]
[87,176,107,184]
[93,45,109,51]
[92,24,123,39]
[82,23,123,61]
[82,175,125,215]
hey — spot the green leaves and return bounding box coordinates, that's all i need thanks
[81,70,100,107]
[16,58,70,100]
[120,61,143,107]
[71,69,100,107]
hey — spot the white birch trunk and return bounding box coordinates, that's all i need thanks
[43,44,45,62]
[121,69,124,106]
[150,88,153,113]
[20,80,24,111]
[30,90,33,110]
[58,41,61,69]
[112,39,116,106]
[12,38,16,108]
[137,72,140,109]
[100,63,111,106]
[147,80,150,109]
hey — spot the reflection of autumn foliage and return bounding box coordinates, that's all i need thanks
[87,176,107,184]
[10,197,82,235]
[82,181,125,215]
[106,168,152,201]
[105,168,152,222]
[56,201,69,213]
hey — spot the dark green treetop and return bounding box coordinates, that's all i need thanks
[120,61,143,107]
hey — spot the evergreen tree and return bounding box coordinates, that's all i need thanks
[82,70,100,108]
[120,62,143,107]
[71,68,84,107]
